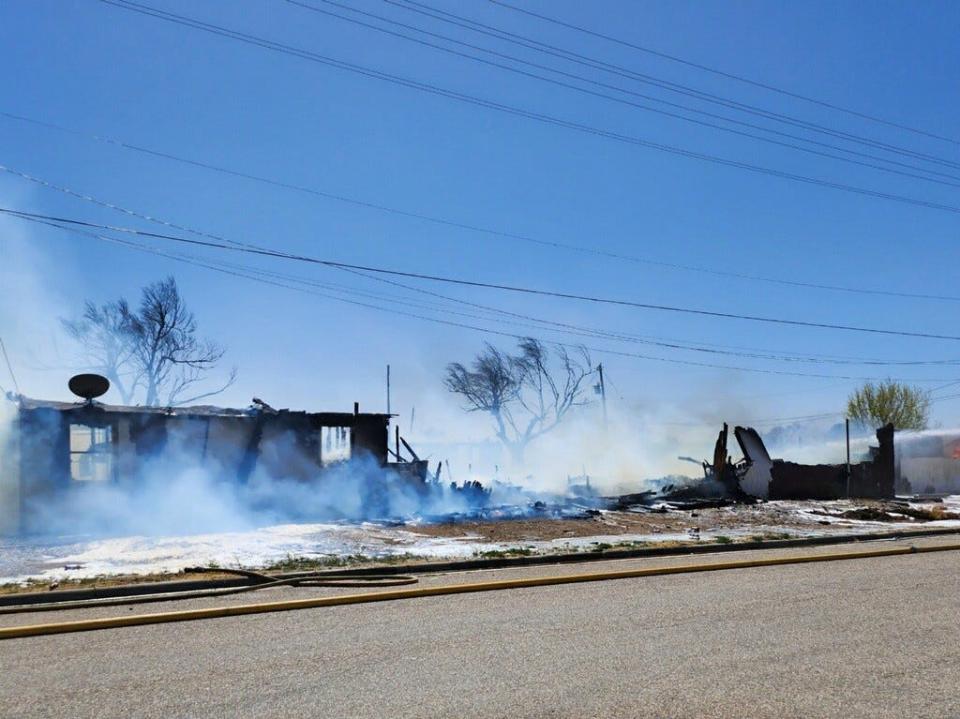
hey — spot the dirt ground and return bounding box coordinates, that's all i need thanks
[407,503,839,543]
[411,501,952,542]
[4,500,954,596]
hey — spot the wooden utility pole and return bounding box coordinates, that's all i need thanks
[386,364,391,415]
[598,363,608,427]
[845,417,851,497]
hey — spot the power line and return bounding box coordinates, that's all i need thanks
[393,0,960,172]
[94,1,960,215]
[487,0,960,146]
[5,204,960,343]
[346,268,960,367]
[928,379,960,394]
[6,113,960,303]
[745,411,844,426]
[653,411,843,428]
[0,336,21,396]
[19,212,957,383]
[6,194,957,367]
[283,0,960,189]
[15,163,957,362]
[7,154,955,367]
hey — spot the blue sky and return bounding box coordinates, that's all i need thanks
[1,0,959,443]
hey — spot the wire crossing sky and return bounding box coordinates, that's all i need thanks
[96,0,960,215]
[5,110,960,302]
[5,201,960,344]
[1,0,958,426]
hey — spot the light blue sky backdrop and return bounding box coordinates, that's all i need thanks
[1,0,959,443]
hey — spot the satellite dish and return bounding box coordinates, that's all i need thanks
[69,373,110,401]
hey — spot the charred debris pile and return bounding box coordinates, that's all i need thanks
[0,372,914,534]
[407,421,902,522]
[603,421,896,514]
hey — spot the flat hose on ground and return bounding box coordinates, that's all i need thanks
[0,567,418,615]
[4,542,960,641]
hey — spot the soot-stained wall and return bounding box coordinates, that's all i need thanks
[8,398,392,534]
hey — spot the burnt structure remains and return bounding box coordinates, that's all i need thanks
[766,424,894,500]
[718,423,895,500]
[1,382,427,534]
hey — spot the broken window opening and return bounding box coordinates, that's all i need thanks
[319,426,351,465]
[69,424,115,482]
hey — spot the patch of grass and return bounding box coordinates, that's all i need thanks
[745,532,792,543]
[475,547,534,559]
[713,535,733,544]
[264,553,421,572]
[614,540,650,549]
[0,569,240,596]
[589,542,614,553]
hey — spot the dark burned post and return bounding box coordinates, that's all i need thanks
[598,363,607,428]
[845,417,851,497]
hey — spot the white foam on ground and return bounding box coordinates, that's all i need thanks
[0,523,493,584]
[2,497,957,585]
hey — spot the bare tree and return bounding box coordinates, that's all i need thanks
[445,338,593,461]
[125,277,237,406]
[64,277,236,406]
[61,300,141,404]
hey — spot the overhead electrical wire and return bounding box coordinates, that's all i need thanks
[929,379,960,393]
[282,0,960,189]
[0,337,21,395]
[486,0,960,146]
[11,210,957,384]
[4,159,950,367]
[5,114,959,303]
[342,267,960,366]
[4,202,960,344]
[6,200,956,367]
[390,0,960,172]
[4,5,951,410]
[93,0,960,215]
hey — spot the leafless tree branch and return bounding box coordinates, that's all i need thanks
[444,338,593,461]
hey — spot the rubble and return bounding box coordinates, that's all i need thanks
[810,502,960,523]
[664,421,897,502]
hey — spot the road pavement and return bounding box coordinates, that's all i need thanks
[2,536,959,718]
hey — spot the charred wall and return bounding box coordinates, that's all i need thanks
[8,401,393,534]
[768,424,894,500]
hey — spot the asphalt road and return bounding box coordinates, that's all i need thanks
[2,538,959,718]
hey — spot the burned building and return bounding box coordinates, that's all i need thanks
[735,423,895,500]
[0,385,426,534]
[683,422,896,501]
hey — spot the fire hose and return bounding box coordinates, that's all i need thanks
[0,566,418,615]
[1,542,958,640]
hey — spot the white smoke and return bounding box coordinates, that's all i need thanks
[0,400,19,535]
[15,417,515,538]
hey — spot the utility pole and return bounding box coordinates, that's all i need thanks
[386,364,391,416]
[598,363,608,427]
[845,417,851,498]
